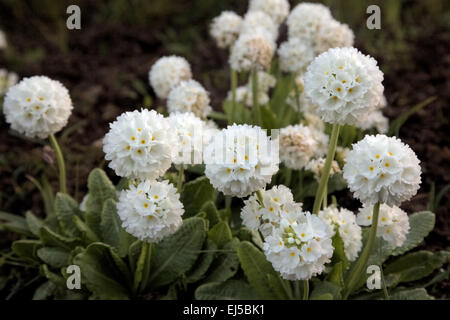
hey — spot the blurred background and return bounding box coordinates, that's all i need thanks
[0,0,449,296]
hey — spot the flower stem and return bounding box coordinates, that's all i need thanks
[303,280,309,300]
[230,68,237,124]
[256,189,264,206]
[294,80,301,113]
[49,134,67,194]
[343,202,380,299]
[251,70,261,126]
[312,123,340,214]
[177,166,184,193]
[323,184,327,209]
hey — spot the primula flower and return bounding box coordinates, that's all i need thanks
[167,80,212,119]
[229,32,275,72]
[287,3,332,40]
[241,11,279,43]
[210,11,242,49]
[149,56,192,99]
[248,0,290,25]
[278,37,315,74]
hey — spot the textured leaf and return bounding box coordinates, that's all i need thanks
[37,247,70,268]
[12,240,41,261]
[195,280,261,300]
[390,288,434,300]
[32,281,56,300]
[201,201,221,226]
[40,264,66,287]
[149,217,207,288]
[0,211,31,236]
[186,239,217,284]
[208,221,232,249]
[100,199,122,251]
[327,262,345,288]
[310,280,342,300]
[25,211,44,237]
[203,238,239,283]
[128,240,142,272]
[54,193,81,237]
[180,177,215,218]
[133,242,152,293]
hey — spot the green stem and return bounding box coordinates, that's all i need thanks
[293,281,301,299]
[380,263,390,300]
[343,202,380,299]
[294,81,301,113]
[312,123,340,214]
[256,189,264,206]
[230,68,237,124]
[177,166,184,193]
[251,70,261,125]
[323,185,327,209]
[140,242,153,292]
[303,280,309,300]
[49,134,67,194]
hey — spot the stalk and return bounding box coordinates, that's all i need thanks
[303,280,309,300]
[177,166,184,193]
[343,202,381,299]
[251,70,261,125]
[312,123,340,214]
[49,134,67,194]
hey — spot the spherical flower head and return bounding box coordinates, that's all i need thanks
[279,124,328,170]
[304,47,384,125]
[355,110,389,134]
[248,0,290,25]
[103,109,177,180]
[343,134,421,206]
[278,38,315,74]
[287,3,332,40]
[318,206,362,261]
[357,204,410,247]
[117,180,184,243]
[204,124,279,197]
[0,69,18,96]
[306,157,341,181]
[210,11,242,49]
[167,79,212,119]
[167,112,205,166]
[263,213,334,280]
[315,19,354,55]
[3,76,73,139]
[241,185,302,237]
[229,32,275,72]
[241,11,278,43]
[149,56,192,99]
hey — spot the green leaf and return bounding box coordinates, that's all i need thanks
[72,215,100,243]
[391,211,435,256]
[73,243,130,299]
[133,242,152,293]
[25,211,44,237]
[208,221,232,249]
[186,239,217,284]
[310,280,342,300]
[259,105,277,129]
[54,193,82,237]
[12,240,42,261]
[100,199,122,251]
[180,177,215,218]
[195,280,261,300]
[37,247,70,268]
[39,226,81,250]
[327,262,345,288]
[0,211,31,236]
[84,169,117,235]
[149,217,207,288]
[389,288,434,300]
[237,241,286,300]
[203,238,239,283]
[40,264,66,287]
[128,240,142,272]
[330,230,349,270]
[200,201,221,226]
[32,281,56,300]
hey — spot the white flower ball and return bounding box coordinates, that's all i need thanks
[103,109,176,180]
[204,124,279,197]
[241,185,302,237]
[210,11,242,49]
[117,180,184,243]
[287,3,332,40]
[306,157,341,181]
[314,19,354,55]
[279,124,328,170]
[304,47,384,125]
[264,214,334,280]
[167,80,211,119]
[248,0,290,25]
[318,206,362,261]
[229,32,275,72]
[355,110,389,133]
[3,76,73,139]
[0,69,18,96]
[149,56,192,99]
[343,134,421,206]
[278,37,315,74]
[167,112,206,166]
[241,11,278,43]
[357,204,410,247]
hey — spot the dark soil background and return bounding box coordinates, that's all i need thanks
[0,0,449,298]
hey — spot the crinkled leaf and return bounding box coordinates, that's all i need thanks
[203,238,239,283]
[25,211,44,237]
[208,221,232,249]
[37,247,70,268]
[195,280,261,300]
[54,193,82,237]
[186,239,217,284]
[180,177,215,218]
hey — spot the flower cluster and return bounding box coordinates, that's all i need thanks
[210,11,243,49]
[306,158,341,181]
[229,32,275,72]
[357,204,410,247]
[3,76,73,139]
[278,37,315,74]
[248,0,290,25]
[167,79,212,118]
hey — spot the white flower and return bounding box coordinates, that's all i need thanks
[314,19,354,54]
[241,11,278,43]
[306,158,341,181]
[304,47,384,125]
[241,185,302,237]
[103,109,176,180]
[227,85,270,108]
[279,124,328,170]
[287,3,332,40]
[318,206,362,261]
[355,110,389,133]
[248,0,290,25]
[204,124,279,197]
[117,180,184,243]
[210,11,242,48]
[149,56,192,99]
[263,214,334,280]
[357,204,410,247]
[343,134,421,206]
[0,69,18,96]
[167,112,205,166]
[229,32,275,72]
[278,38,315,74]
[167,80,212,118]
[0,30,6,49]
[3,76,73,139]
